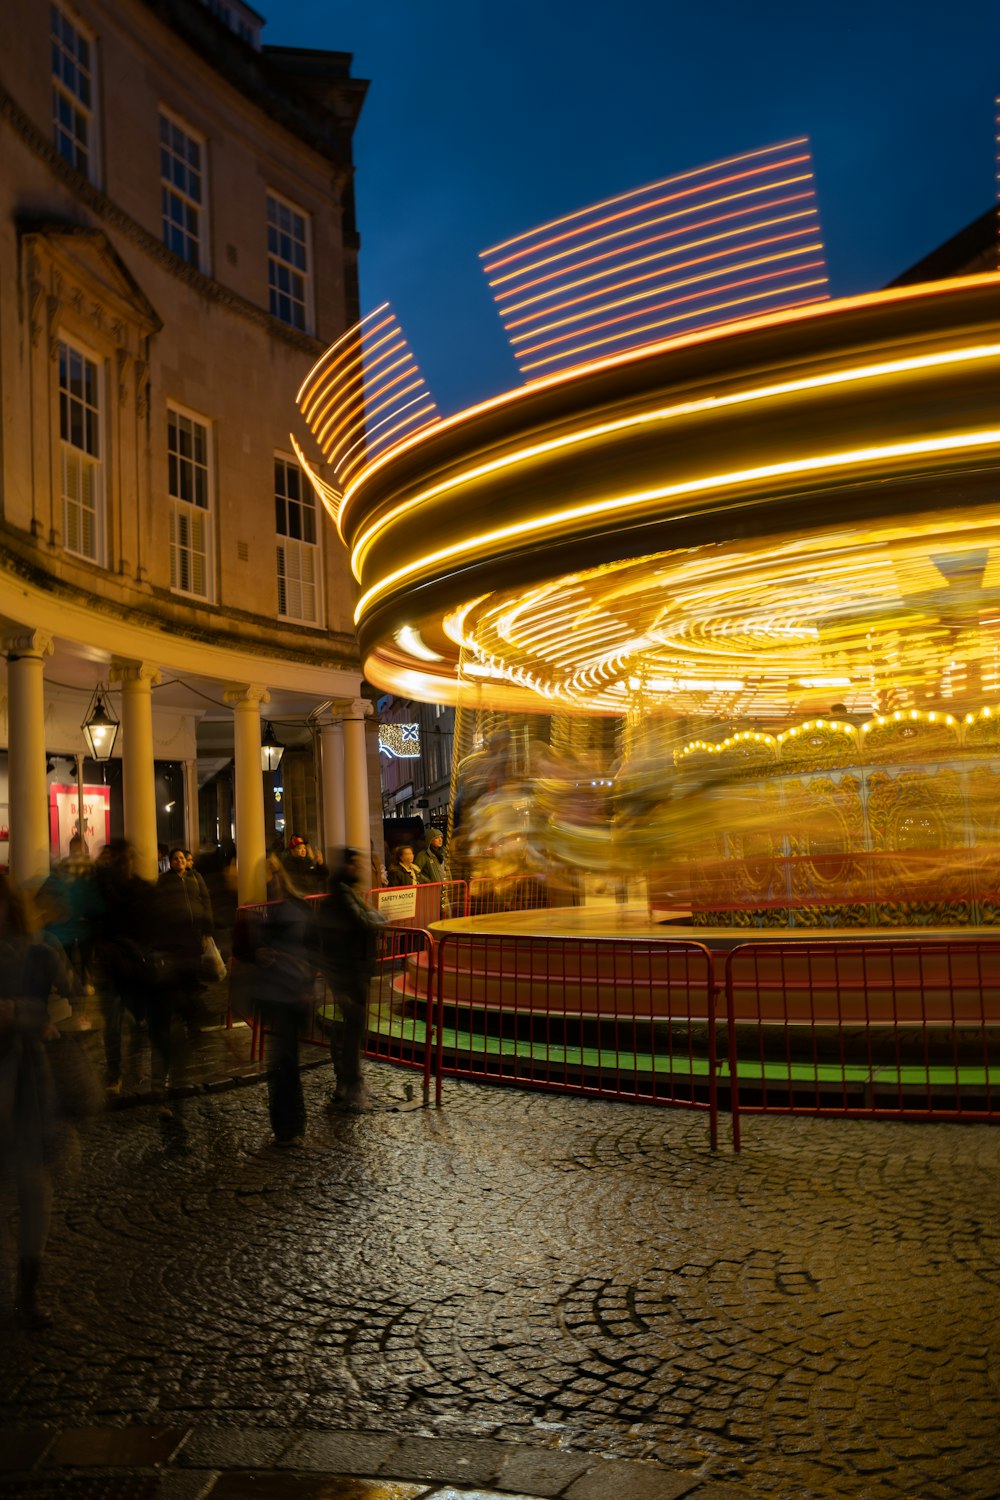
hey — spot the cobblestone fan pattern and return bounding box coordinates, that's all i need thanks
[2,1068,999,1500]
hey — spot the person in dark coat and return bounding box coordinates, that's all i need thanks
[386,846,430,887]
[91,840,157,1095]
[154,848,213,1113]
[316,849,387,1111]
[234,858,317,1147]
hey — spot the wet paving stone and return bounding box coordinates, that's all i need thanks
[2,1066,999,1500]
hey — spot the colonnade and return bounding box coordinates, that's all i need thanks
[2,636,372,906]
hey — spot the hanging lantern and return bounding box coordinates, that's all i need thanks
[260,720,284,772]
[81,686,119,763]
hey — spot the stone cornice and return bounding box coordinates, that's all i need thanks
[0,522,361,676]
[0,84,325,358]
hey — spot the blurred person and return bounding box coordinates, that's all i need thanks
[317,849,387,1111]
[195,845,238,962]
[371,846,388,890]
[38,834,98,1002]
[0,873,64,1328]
[157,842,170,875]
[154,849,213,1108]
[235,860,316,1146]
[92,840,157,1096]
[387,846,430,887]
[415,829,447,884]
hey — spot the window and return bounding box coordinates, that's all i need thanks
[168,408,212,598]
[58,340,102,562]
[275,456,318,623]
[267,192,310,331]
[160,111,206,269]
[51,4,96,180]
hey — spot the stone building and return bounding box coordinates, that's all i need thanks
[0,0,380,900]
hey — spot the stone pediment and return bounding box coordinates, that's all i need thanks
[21,222,162,339]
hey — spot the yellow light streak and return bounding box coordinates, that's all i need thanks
[395,626,445,663]
[296,303,390,407]
[349,338,1000,578]
[289,433,344,528]
[353,426,1000,624]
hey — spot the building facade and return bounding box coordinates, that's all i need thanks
[0,0,379,899]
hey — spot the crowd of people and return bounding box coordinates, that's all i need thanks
[1,824,450,1330]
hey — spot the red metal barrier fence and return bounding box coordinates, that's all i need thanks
[365,881,467,927]
[230,901,1000,1147]
[724,939,1000,1146]
[433,932,721,1146]
[466,874,578,916]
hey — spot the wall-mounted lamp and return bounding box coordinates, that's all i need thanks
[81,686,119,762]
[260,721,284,773]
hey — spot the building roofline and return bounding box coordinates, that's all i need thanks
[141,0,368,170]
[888,206,997,286]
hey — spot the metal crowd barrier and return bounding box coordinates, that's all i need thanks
[723,939,1000,1147]
[466,874,575,915]
[366,880,467,927]
[433,932,722,1146]
[229,901,1000,1148]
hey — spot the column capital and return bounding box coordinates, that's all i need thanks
[224,683,270,708]
[327,696,372,720]
[3,629,53,662]
[110,658,162,687]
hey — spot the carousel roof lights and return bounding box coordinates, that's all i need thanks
[352,425,1000,625]
[346,338,1000,583]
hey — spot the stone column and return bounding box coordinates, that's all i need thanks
[319,717,346,864]
[4,630,54,887]
[225,684,269,905]
[111,660,162,883]
[342,697,372,859]
[182,758,200,854]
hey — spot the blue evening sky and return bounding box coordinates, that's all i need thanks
[270,1,1000,416]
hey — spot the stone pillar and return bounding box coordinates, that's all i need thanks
[319,717,346,863]
[4,630,54,887]
[342,698,372,859]
[225,684,269,905]
[111,660,162,883]
[182,758,200,854]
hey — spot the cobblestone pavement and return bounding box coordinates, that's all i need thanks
[2,1061,999,1500]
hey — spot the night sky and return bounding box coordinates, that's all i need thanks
[272,1,1000,417]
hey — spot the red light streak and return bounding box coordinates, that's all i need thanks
[485,175,816,290]
[481,141,829,379]
[519,283,828,372]
[481,137,810,259]
[497,204,819,313]
[516,264,828,360]
[505,235,823,333]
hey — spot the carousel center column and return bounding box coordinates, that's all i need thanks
[111,659,162,883]
[4,630,54,888]
[341,697,373,860]
[225,683,269,905]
